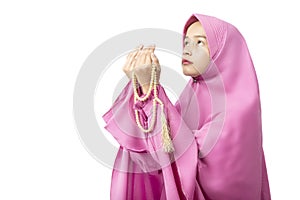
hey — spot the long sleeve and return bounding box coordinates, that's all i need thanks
[102,81,199,200]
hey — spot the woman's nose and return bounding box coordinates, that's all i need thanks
[183,48,192,56]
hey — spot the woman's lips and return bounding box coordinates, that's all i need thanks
[182,59,193,65]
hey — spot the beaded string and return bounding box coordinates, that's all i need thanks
[132,64,175,153]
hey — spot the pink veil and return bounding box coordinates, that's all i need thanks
[177,13,271,199]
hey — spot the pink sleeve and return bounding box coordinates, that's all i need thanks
[102,82,199,199]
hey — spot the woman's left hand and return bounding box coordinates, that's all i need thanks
[134,45,161,93]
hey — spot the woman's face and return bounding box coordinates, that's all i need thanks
[182,21,210,77]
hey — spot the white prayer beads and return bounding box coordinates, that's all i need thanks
[132,64,175,153]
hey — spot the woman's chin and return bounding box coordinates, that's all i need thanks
[182,67,200,77]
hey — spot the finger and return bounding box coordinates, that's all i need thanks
[133,45,143,60]
[123,51,137,72]
[149,44,156,53]
[127,45,144,70]
[127,49,139,67]
[137,44,144,51]
[129,54,139,71]
[134,49,143,67]
[145,49,151,66]
[136,48,148,67]
[126,45,141,64]
[151,53,159,66]
[132,44,144,58]
[127,44,143,58]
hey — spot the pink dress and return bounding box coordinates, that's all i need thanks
[102,13,271,200]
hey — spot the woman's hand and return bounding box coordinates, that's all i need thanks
[134,45,161,94]
[123,45,144,79]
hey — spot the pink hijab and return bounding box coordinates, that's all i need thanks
[177,13,271,199]
[102,13,271,200]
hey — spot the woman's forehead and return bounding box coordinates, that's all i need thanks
[186,21,207,37]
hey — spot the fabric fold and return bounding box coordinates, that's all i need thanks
[103,83,199,199]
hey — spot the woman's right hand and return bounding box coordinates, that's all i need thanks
[123,45,144,79]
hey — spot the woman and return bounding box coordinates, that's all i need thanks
[102,13,271,200]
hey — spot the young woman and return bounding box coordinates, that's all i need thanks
[103,13,271,200]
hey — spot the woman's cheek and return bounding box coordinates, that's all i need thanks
[192,48,210,74]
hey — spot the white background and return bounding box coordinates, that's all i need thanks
[1,0,299,199]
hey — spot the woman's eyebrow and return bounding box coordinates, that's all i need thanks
[193,35,207,39]
[184,35,207,39]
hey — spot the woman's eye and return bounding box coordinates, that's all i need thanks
[197,40,204,45]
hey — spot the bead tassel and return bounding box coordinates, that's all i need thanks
[160,105,175,152]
